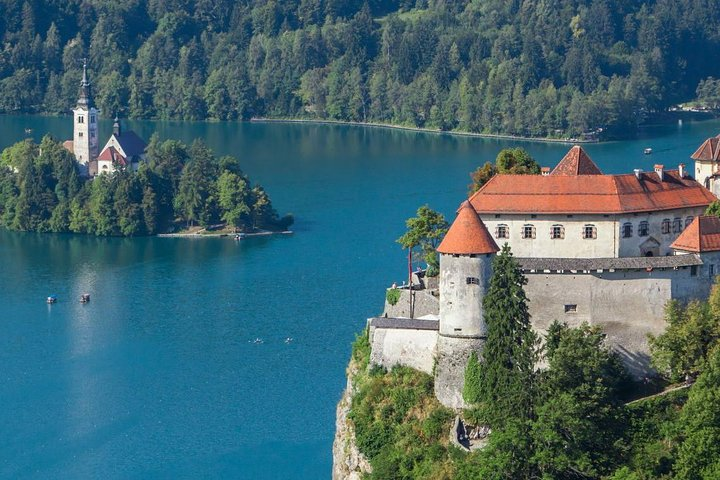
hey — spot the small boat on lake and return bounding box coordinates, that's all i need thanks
[47,295,57,304]
[644,147,653,155]
[80,293,90,303]
[234,233,246,241]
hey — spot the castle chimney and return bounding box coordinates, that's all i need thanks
[679,163,686,178]
[634,168,642,180]
[541,167,550,176]
[654,164,664,181]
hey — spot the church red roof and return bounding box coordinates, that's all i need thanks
[470,169,715,215]
[550,145,603,175]
[98,146,127,166]
[691,135,720,162]
[671,216,720,253]
[437,201,499,255]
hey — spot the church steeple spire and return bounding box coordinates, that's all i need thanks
[77,58,93,108]
[113,114,121,136]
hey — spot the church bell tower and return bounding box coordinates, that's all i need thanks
[72,59,99,173]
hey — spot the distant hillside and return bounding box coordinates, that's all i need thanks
[2,0,720,139]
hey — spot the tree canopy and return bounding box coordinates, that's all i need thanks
[397,204,448,276]
[0,136,293,236]
[469,147,541,193]
[1,0,719,139]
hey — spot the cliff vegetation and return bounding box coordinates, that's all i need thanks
[341,260,720,479]
[2,1,720,139]
[0,136,293,236]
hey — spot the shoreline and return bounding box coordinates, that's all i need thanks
[250,117,597,144]
[157,230,293,238]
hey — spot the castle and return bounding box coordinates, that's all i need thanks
[63,61,147,176]
[369,145,720,409]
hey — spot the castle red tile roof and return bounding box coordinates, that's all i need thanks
[691,135,720,162]
[438,201,499,255]
[469,169,715,215]
[671,215,720,253]
[550,145,603,175]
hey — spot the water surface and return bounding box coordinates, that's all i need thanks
[1,115,718,478]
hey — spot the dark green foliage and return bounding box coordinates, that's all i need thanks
[467,244,539,428]
[674,348,720,479]
[385,287,400,306]
[397,205,448,277]
[705,200,720,218]
[649,280,720,382]
[1,1,717,138]
[347,362,456,479]
[0,137,291,236]
[469,147,540,193]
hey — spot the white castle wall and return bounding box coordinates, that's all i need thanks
[481,208,706,259]
[369,326,437,374]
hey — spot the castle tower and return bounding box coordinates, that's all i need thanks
[72,59,100,173]
[434,201,499,409]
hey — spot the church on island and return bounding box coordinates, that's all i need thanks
[369,143,720,409]
[63,61,147,176]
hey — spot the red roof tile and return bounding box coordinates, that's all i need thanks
[470,170,716,215]
[671,215,720,252]
[98,146,127,166]
[438,201,499,255]
[550,146,603,176]
[691,135,720,162]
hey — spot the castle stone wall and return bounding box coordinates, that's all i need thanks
[369,324,437,374]
[434,335,484,409]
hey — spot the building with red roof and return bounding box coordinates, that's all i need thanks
[471,146,715,258]
[94,116,147,175]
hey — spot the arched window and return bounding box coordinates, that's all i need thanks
[661,218,671,234]
[622,222,633,238]
[550,224,565,239]
[522,224,536,239]
[686,216,694,228]
[638,221,649,237]
[673,217,682,233]
[78,116,84,124]
[495,224,509,239]
[583,224,597,239]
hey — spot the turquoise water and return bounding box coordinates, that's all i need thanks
[1,115,719,478]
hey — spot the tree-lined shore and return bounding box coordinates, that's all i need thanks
[1,0,720,139]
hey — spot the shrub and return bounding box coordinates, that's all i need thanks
[386,287,401,306]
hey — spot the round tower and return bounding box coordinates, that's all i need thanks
[434,201,499,409]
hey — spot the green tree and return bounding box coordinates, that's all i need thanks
[464,244,539,429]
[396,205,448,277]
[674,347,720,479]
[217,170,251,229]
[469,148,541,193]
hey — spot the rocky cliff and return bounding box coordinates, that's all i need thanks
[332,362,371,480]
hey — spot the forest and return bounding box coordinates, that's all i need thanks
[0,136,293,236]
[1,0,720,139]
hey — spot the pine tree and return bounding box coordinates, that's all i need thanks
[466,244,539,428]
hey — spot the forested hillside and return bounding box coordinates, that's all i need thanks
[2,0,720,138]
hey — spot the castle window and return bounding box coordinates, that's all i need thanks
[78,116,84,124]
[638,221,649,237]
[78,132,83,137]
[522,224,536,239]
[686,216,694,228]
[622,222,633,238]
[466,277,480,285]
[661,218,671,234]
[90,115,95,123]
[710,264,715,277]
[583,224,597,239]
[673,217,682,233]
[550,224,565,239]
[564,304,577,313]
[691,265,698,276]
[495,224,509,239]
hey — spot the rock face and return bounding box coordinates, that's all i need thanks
[332,364,371,480]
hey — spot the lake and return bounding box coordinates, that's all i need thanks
[1,115,719,478]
